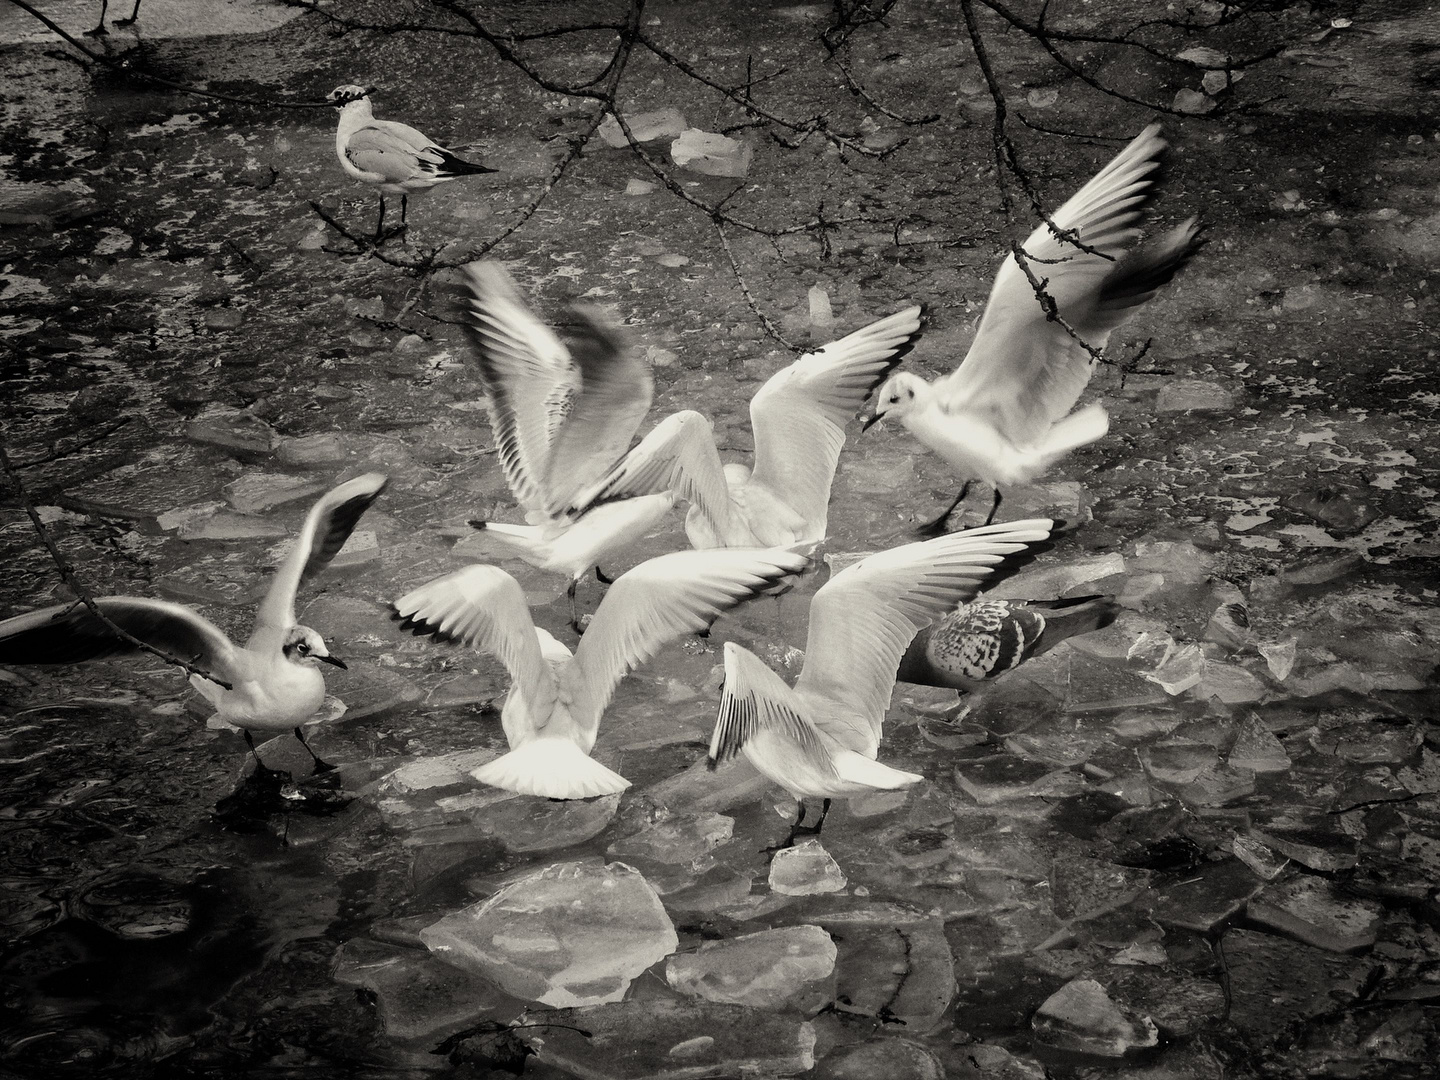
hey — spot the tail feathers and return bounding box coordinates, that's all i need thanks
[471,739,630,800]
[1098,217,1205,314]
[1032,594,1121,654]
[833,751,923,791]
[470,519,553,562]
[188,671,225,707]
[436,149,498,177]
[1037,403,1109,464]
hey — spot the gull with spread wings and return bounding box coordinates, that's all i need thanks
[563,305,926,550]
[866,124,1203,535]
[394,546,808,800]
[328,85,496,240]
[707,519,1054,849]
[0,474,388,771]
[459,260,672,631]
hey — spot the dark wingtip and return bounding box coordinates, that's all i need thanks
[705,756,719,773]
[467,518,489,531]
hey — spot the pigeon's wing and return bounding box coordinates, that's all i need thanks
[749,305,925,537]
[250,473,388,645]
[538,305,654,515]
[0,597,239,682]
[707,641,838,782]
[794,520,1055,744]
[392,565,559,734]
[564,411,734,538]
[569,547,809,731]
[459,261,579,514]
[936,125,1171,446]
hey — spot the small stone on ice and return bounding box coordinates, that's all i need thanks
[809,285,834,335]
[769,838,846,895]
[1155,379,1233,411]
[1201,69,1231,95]
[657,253,690,267]
[419,860,677,1007]
[626,178,657,195]
[1172,88,1216,115]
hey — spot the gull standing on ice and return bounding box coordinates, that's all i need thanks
[896,593,1119,693]
[564,305,926,550]
[459,260,671,630]
[394,546,809,800]
[0,474,388,772]
[866,124,1203,534]
[328,85,496,239]
[707,519,1054,847]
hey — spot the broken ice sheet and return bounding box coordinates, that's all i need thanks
[420,860,677,1008]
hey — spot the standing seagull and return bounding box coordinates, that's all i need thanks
[327,85,496,240]
[564,305,926,550]
[459,261,670,630]
[707,519,1054,848]
[896,593,1119,692]
[866,124,1203,534]
[0,474,388,772]
[394,546,809,800]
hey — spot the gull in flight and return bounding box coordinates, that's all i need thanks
[866,124,1203,534]
[707,519,1054,848]
[0,474,388,773]
[896,593,1119,693]
[394,546,809,800]
[328,85,497,240]
[564,305,926,550]
[459,260,670,630]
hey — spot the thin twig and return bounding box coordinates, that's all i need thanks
[714,221,800,351]
[0,439,232,689]
[12,417,133,469]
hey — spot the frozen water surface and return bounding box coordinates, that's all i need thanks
[3,0,1440,1077]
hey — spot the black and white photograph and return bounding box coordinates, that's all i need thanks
[1,0,1437,1076]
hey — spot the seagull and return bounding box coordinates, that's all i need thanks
[327,85,497,240]
[896,593,1120,693]
[865,123,1203,535]
[394,546,809,800]
[0,473,388,773]
[563,305,926,550]
[458,260,667,630]
[707,519,1054,848]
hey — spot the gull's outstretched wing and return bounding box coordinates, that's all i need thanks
[750,305,925,536]
[569,546,809,731]
[937,125,1184,447]
[459,261,578,514]
[565,410,733,537]
[251,473,389,643]
[794,520,1055,746]
[392,564,559,735]
[538,305,654,515]
[707,641,838,782]
[0,597,238,682]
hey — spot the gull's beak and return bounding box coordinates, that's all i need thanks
[317,654,348,670]
[860,412,885,433]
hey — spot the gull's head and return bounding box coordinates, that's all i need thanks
[326,84,373,109]
[284,626,347,669]
[863,373,924,430]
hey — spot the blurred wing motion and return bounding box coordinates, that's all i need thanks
[0,598,237,681]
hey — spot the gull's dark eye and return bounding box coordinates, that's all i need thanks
[297,641,310,654]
